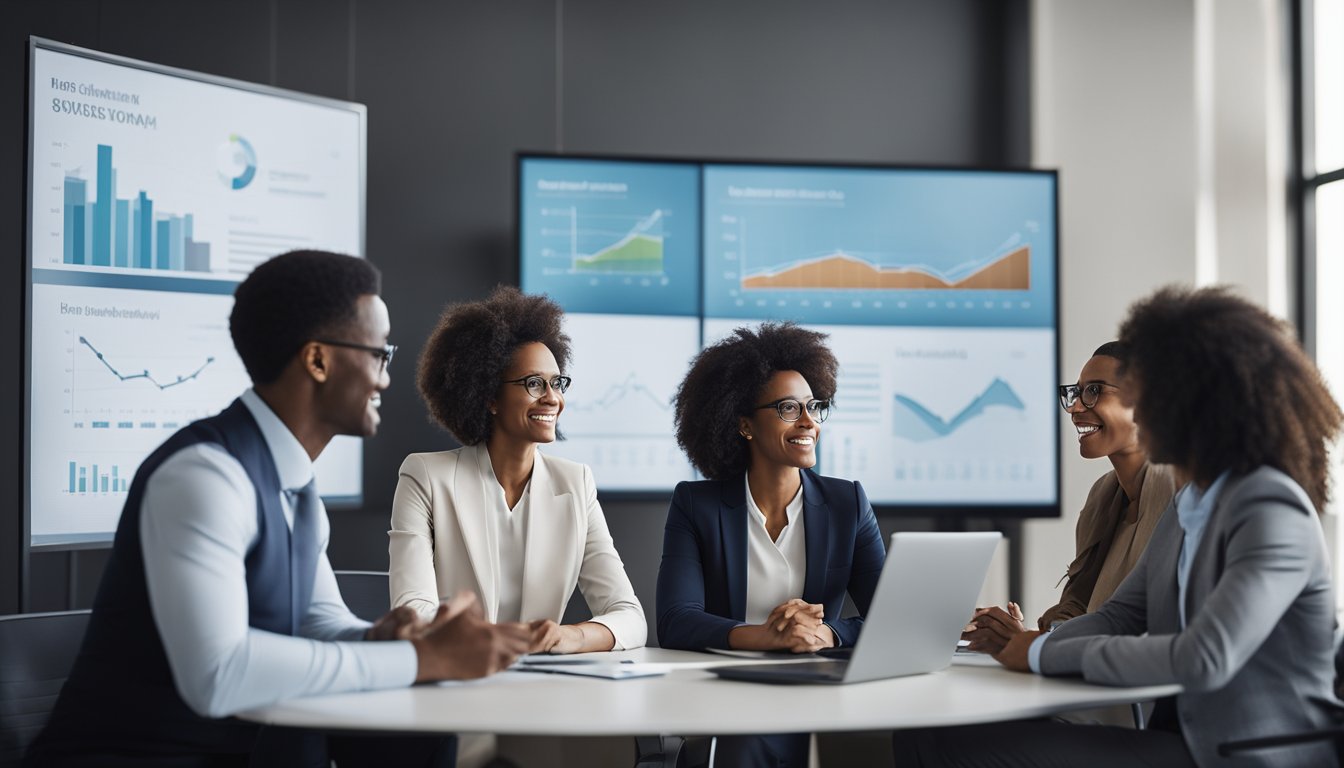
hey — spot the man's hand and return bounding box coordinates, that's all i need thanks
[962,602,1026,654]
[992,628,1043,672]
[410,591,531,682]
[365,605,426,641]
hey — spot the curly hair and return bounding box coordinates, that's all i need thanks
[674,322,838,480]
[230,250,381,385]
[417,286,571,445]
[1118,285,1342,511]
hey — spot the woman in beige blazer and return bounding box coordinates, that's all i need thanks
[965,341,1178,649]
[389,287,645,653]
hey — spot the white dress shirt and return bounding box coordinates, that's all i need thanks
[743,473,807,625]
[139,389,416,718]
[478,447,530,623]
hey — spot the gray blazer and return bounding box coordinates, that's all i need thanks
[1040,466,1341,767]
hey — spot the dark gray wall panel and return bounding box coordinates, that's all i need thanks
[561,0,988,164]
[94,0,273,86]
[275,0,353,99]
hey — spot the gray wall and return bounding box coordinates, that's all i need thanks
[4,0,1029,621]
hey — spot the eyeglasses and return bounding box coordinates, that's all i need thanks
[314,338,397,373]
[503,374,572,399]
[755,398,830,423]
[1058,382,1116,411]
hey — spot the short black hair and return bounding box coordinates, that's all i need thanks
[417,286,571,445]
[1091,340,1128,365]
[673,322,838,480]
[230,250,381,385]
[1118,285,1342,511]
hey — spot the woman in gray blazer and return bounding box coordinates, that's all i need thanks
[897,285,1344,767]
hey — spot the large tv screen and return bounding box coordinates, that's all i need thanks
[25,39,366,547]
[519,155,1058,516]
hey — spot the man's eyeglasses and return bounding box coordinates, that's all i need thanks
[314,338,397,373]
[755,398,830,423]
[1058,382,1116,411]
[503,374,572,399]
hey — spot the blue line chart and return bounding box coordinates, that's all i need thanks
[892,378,1025,442]
[565,372,673,413]
[78,336,215,391]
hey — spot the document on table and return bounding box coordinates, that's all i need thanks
[513,658,667,680]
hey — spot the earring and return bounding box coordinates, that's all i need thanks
[490,408,497,415]
[740,432,752,440]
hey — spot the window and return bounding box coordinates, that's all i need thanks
[1300,0,1344,511]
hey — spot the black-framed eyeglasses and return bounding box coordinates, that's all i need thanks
[503,374,572,399]
[314,338,397,373]
[1058,382,1116,411]
[754,398,830,423]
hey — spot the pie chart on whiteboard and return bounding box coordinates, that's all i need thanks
[217,134,257,190]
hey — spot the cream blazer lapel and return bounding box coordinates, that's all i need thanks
[519,452,582,623]
[451,444,500,621]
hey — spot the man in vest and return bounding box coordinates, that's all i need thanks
[28,250,532,766]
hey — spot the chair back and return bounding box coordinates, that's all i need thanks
[0,610,91,767]
[333,570,390,622]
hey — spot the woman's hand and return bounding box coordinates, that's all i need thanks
[526,620,615,654]
[728,599,835,653]
[528,619,578,654]
[962,601,1026,654]
[993,629,1043,672]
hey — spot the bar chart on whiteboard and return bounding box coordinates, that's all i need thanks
[28,44,367,543]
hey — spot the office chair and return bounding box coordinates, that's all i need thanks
[0,610,91,767]
[1217,633,1344,758]
[333,570,390,622]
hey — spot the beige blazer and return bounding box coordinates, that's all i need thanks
[1037,462,1177,629]
[388,444,646,649]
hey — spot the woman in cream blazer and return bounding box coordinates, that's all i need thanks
[389,287,645,653]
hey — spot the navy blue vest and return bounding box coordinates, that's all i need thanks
[34,398,313,759]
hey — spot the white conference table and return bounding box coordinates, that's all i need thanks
[238,648,1180,738]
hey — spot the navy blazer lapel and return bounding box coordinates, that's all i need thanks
[720,477,748,622]
[801,471,828,604]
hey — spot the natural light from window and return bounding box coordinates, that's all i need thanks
[1318,182,1342,513]
[1315,0,1342,173]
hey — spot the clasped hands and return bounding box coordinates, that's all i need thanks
[730,598,836,653]
[961,601,1040,672]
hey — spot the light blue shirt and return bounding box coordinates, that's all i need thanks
[1175,472,1229,628]
[1028,471,1232,673]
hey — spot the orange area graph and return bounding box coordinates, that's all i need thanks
[741,245,1030,291]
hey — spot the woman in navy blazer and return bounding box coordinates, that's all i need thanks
[657,322,886,767]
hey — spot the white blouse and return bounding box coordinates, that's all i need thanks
[478,447,529,623]
[743,473,807,625]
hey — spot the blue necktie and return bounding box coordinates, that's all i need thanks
[284,479,320,635]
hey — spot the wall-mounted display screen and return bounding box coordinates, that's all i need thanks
[519,154,1058,516]
[26,39,367,546]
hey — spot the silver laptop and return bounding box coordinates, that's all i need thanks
[711,531,1001,684]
